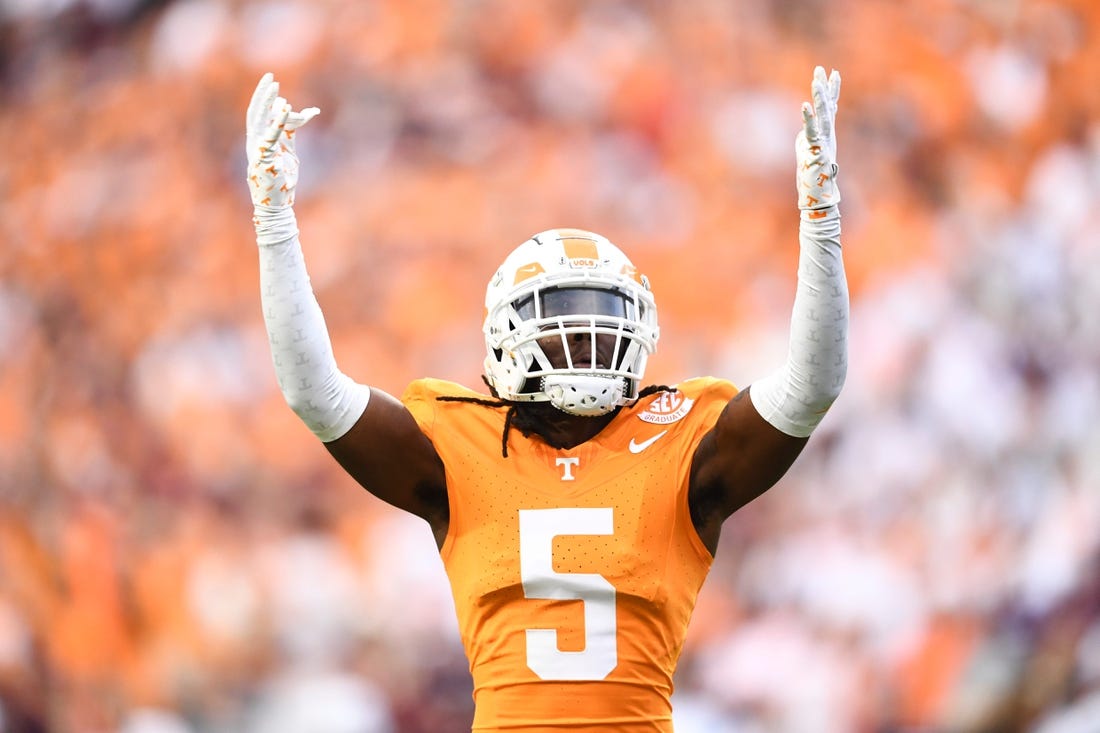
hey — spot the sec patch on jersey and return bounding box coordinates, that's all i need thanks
[638,391,695,425]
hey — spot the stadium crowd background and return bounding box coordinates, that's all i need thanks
[1,0,1099,731]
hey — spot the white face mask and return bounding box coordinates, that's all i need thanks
[483,229,659,413]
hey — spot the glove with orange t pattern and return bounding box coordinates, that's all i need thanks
[245,74,372,441]
[246,72,319,216]
[796,66,842,220]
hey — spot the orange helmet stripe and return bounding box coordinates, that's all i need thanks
[562,239,600,262]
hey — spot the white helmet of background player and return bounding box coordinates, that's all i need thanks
[483,228,660,416]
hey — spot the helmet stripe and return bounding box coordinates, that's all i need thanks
[562,239,600,262]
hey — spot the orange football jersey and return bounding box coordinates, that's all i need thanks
[402,376,738,732]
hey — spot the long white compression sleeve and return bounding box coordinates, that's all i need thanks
[255,205,370,442]
[750,209,849,437]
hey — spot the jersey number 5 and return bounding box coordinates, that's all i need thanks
[518,507,617,681]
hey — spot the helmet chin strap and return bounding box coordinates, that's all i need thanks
[541,375,626,416]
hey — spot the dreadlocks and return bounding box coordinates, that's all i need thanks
[436,380,678,458]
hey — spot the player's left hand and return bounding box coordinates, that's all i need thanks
[245,72,320,209]
[796,66,841,215]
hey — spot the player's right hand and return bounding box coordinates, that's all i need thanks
[245,72,320,209]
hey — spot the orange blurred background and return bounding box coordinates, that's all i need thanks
[1,1,1099,731]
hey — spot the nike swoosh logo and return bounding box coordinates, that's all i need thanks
[629,430,668,454]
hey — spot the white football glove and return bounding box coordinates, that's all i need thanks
[796,66,841,217]
[245,72,320,209]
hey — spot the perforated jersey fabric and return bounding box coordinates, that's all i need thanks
[402,377,737,731]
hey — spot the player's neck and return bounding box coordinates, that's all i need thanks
[514,403,617,449]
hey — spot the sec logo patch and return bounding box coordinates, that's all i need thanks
[638,391,694,425]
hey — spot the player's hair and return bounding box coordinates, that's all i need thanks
[437,380,676,458]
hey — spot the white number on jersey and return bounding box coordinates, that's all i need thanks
[518,508,617,680]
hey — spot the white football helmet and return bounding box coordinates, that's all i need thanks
[483,228,659,416]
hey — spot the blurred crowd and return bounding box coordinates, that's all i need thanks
[1,0,1099,731]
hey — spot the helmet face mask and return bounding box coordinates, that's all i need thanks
[483,229,659,416]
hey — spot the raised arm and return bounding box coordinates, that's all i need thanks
[245,74,447,535]
[690,67,849,552]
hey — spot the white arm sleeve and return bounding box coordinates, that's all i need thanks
[750,208,848,437]
[255,205,370,442]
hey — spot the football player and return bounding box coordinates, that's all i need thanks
[246,65,847,732]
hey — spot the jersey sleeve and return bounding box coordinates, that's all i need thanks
[674,377,740,433]
[400,378,442,440]
[401,378,492,441]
